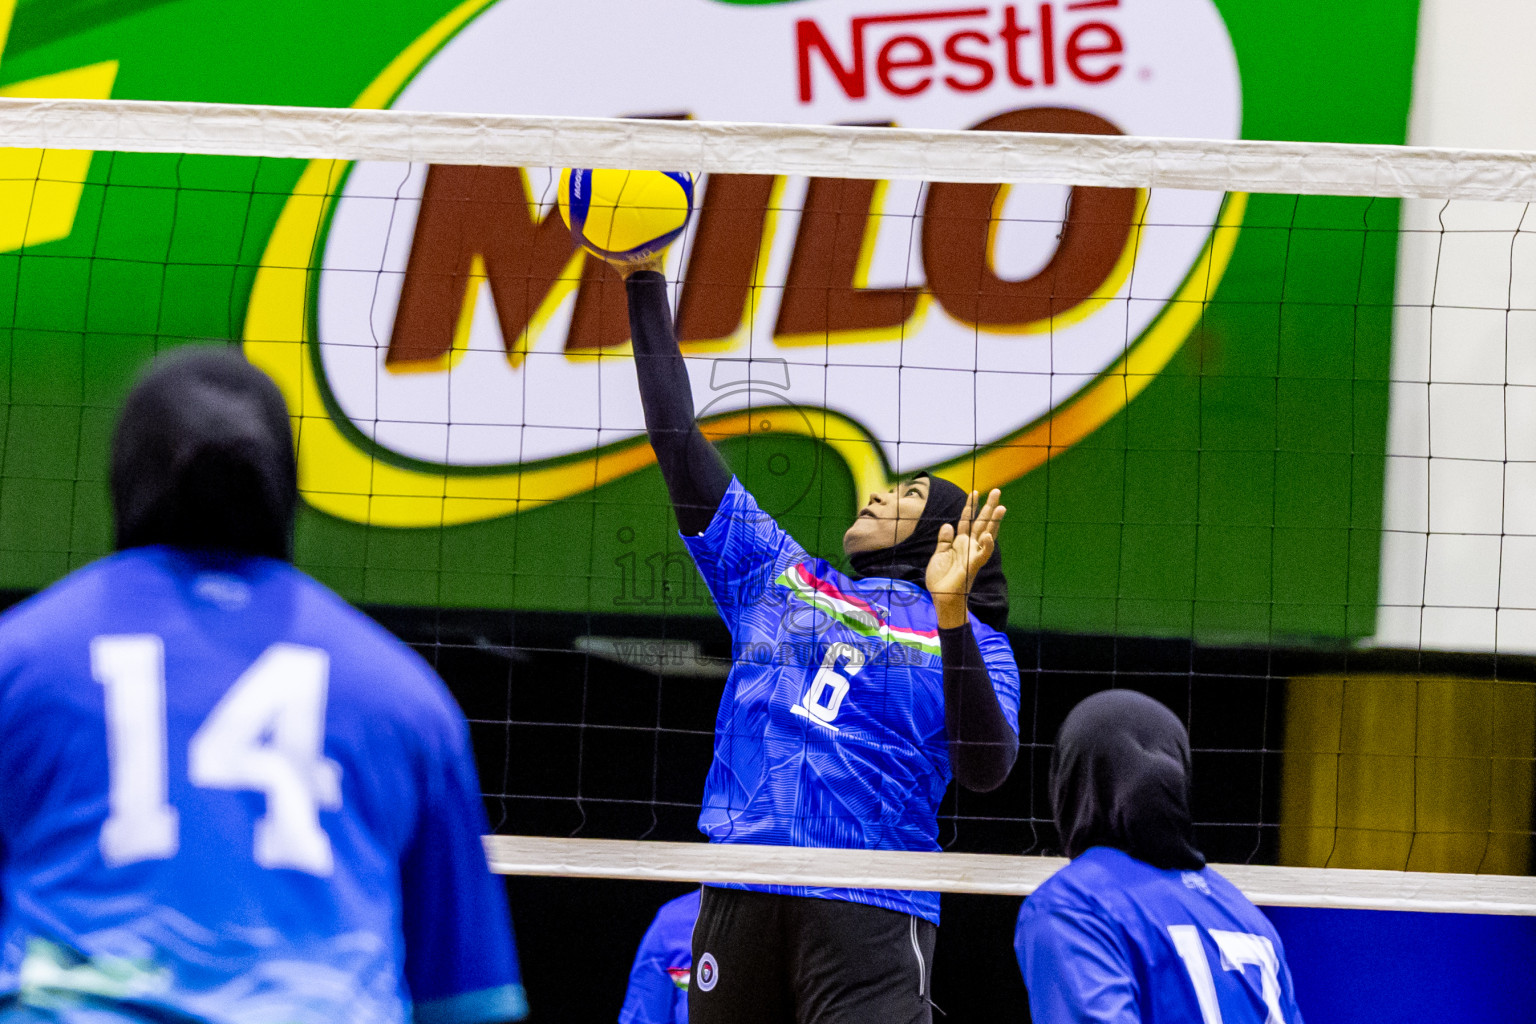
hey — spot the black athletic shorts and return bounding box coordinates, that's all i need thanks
[688,885,937,1024]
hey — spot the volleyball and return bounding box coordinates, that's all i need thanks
[558,168,695,265]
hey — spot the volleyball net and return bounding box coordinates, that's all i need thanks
[1,97,1534,914]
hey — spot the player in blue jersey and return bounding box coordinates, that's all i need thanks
[619,890,700,1024]
[0,350,525,1024]
[1015,690,1305,1023]
[615,259,1020,1024]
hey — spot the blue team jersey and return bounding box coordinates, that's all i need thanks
[0,547,525,1024]
[618,890,699,1024]
[1015,847,1305,1024]
[681,479,1020,923]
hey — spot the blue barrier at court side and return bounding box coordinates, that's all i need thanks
[1264,906,1536,1023]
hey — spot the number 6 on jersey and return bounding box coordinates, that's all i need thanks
[790,642,865,732]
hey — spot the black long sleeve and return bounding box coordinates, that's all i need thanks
[940,623,1019,791]
[626,271,731,535]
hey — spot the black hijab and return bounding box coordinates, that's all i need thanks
[847,473,1010,631]
[111,348,297,561]
[1050,689,1205,870]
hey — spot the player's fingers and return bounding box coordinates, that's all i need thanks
[978,502,1004,538]
[935,522,956,549]
[977,489,1002,529]
[959,491,977,535]
[971,492,997,533]
[987,505,1008,539]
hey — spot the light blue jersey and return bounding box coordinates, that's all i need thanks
[0,547,524,1024]
[682,480,1020,923]
[1016,847,1305,1024]
[618,891,699,1024]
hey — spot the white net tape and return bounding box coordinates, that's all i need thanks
[484,837,1536,916]
[4,97,1536,200]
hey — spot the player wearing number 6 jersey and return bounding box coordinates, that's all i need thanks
[0,351,525,1024]
[1015,690,1304,1024]
[617,262,1020,1024]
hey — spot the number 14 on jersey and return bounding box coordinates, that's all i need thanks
[93,635,342,876]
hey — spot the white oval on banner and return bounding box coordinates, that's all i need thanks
[316,0,1241,472]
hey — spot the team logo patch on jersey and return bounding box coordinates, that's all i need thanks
[667,966,690,990]
[1182,871,1213,896]
[697,952,718,992]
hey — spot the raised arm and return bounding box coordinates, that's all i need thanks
[927,490,1020,791]
[625,269,731,536]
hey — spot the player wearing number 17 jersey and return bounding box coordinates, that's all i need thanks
[0,351,525,1024]
[1015,691,1304,1024]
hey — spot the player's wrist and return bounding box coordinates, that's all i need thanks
[934,596,969,630]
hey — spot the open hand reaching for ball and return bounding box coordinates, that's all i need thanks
[926,489,1006,629]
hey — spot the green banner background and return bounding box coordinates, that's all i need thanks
[0,0,1420,642]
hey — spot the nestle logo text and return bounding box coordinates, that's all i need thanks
[797,2,1124,103]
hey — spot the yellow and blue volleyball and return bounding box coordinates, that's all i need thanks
[557,168,695,265]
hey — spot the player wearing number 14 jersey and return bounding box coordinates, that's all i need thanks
[0,351,524,1024]
[1015,691,1304,1024]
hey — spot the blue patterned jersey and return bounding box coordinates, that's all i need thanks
[618,890,699,1024]
[1016,847,1305,1024]
[0,547,524,1024]
[681,480,1020,924]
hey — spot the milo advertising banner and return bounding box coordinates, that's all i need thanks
[0,0,1420,642]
